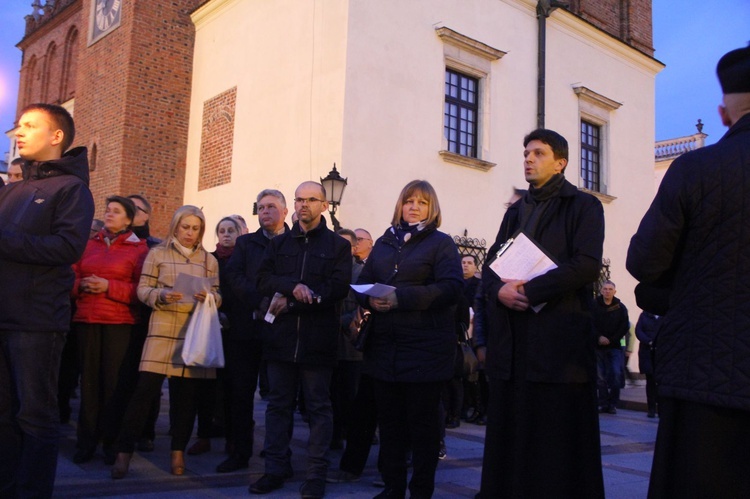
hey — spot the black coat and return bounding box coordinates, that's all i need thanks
[634,312,660,375]
[592,295,629,350]
[224,225,289,341]
[357,224,463,383]
[0,147,95,332]
[627,112,750,411]
[482,178,604,383]
[257,218,352,366]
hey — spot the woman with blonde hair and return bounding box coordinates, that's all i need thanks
[111,205,221,479]
[356,180,463,498]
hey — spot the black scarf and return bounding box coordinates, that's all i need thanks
[518,173,566,237]
[132,222,151,240]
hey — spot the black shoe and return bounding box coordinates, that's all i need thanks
[137,438,155,452]
[445,417,460,429]
[438,440,447,460]
[300,478,326,498]
[249,474,285,494]
[374,487,406,499]
[72,448,95,464]
[606,406,617,414]
[647,410,656,418]
[216,454,249,473]
[103,446,117,465]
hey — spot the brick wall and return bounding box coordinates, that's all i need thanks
[570,0,654,56]
[198,87,237,191]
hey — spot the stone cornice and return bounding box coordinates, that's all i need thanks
[573,85,622,111]
[435,27,506,61]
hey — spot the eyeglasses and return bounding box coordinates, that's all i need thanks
[294,197,324,205]
[135,205,149,214]
[356,237,371,242]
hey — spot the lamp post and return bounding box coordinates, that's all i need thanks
[320,163,347,231]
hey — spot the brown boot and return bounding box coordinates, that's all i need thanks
[111,452,132,479]
[171,450,185,476]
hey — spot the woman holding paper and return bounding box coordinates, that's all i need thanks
[111,205,221,479]
[357,179,463,498]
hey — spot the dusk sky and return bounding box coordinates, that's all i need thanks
[0,0,748,159]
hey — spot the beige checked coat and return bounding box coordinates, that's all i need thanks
[137,243,221,378]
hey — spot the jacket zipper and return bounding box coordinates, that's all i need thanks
[293,235,310,362]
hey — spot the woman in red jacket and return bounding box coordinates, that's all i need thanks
[71,195,149,464]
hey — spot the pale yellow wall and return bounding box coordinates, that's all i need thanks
[186,0,349,245]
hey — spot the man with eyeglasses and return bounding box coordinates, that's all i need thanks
[252,181,352,498]
[217,189,289,474]
[353,228,373,263]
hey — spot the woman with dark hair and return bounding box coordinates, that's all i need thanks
[357,180,463,498]
[71,196,148,464]
[111,205,221,478]
[187,216,242,455]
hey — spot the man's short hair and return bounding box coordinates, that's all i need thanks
[602,280,616,288]
[524,128,568,162]
[10,157,23,166]
[127,194,152,215]
[461,254,479,266]
[257,189,287,209]
[337,228,357,241]
[20,103,75,152]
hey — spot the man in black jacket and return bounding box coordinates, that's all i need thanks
[628,45,750,498]
[592,280,629,414]
[251,181,351,498]
[0,103,94,498]
[216,189,289,473]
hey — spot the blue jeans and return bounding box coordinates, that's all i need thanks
[0,331,65,499]
[263,361,333,480]
[596,347,623,409]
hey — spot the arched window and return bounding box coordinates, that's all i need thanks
[41,42,57,102]
[60,27,79,101]
[23,56,38,108]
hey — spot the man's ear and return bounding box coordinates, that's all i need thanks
[718,104,733,127]
[556,158,568,174]
[50,129,65,148]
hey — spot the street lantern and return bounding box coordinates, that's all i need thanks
[320,163,347,230]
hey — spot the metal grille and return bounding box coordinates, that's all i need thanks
[594,258,611,296]
[444,69,479,158]
[581,120,600,192]
[453,233,487,271]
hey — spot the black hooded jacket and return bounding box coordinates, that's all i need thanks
[0,147,95,332]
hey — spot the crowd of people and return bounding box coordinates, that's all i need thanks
[1,44,749,499]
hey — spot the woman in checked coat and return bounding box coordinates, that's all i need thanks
[111,205,221,479]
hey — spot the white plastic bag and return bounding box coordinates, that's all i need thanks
[182,293,224,367]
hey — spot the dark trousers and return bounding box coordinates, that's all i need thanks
[225,337,263,458]
[649,397,750,498]
[596,347,623,408]
[331,360,361,442]
[373,379,443,498]
[116,371,212,452]
[442,376,463,420]
[645,374,657,413]
[107,320,160,443]
[339,374,379,475]
[75,323,131,451]
[57,329,79,423]
[0,331,65,499]
[263,361,333,480]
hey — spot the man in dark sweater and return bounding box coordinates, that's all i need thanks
[592,280,629,414]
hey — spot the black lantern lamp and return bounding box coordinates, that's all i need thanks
[320,163,347,231]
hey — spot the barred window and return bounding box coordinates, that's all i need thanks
[581,120,601,192]
[444,69,478,158]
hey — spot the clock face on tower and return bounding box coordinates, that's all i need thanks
[89,0,122,44]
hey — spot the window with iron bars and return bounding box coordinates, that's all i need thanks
[444,69,479,158]
[581,120,601,192]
